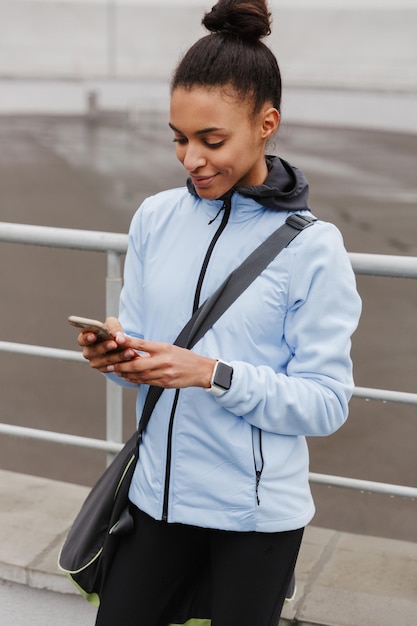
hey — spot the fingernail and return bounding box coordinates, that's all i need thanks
[107,365,115,372]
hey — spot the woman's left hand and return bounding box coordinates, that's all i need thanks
[106,337,216,389]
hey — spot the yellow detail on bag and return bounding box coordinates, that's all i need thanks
[168,617,211,626]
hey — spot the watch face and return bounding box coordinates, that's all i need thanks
[214,362,233,390]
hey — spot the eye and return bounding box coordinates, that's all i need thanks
[205,140,224,149]
[172,137,187,145]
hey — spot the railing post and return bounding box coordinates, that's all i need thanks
[105,250,123,464]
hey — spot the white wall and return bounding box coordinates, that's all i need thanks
[0,1,416,91]
[11,1,417,7]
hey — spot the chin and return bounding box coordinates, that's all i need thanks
[196,188,221,201]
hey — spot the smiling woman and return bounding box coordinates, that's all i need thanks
[74,1,362,625]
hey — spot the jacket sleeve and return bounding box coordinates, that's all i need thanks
[104,206,145,388]
[118,208,145,340]
[217,222,362,437]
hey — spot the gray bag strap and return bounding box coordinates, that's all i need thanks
[138,213,315,436]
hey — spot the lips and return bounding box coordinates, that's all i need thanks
[190,174,217,188]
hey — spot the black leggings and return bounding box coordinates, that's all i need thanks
[95,506,303,626]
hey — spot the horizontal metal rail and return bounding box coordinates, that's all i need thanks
[1,221,417,277]
[309,472,417,499]
[0,221,416,499]
[0,341,85,363]
[349,251,417,278]
[353,386,417,405]
[0,423,123,454]
[0,221,128,253]
[0,422,415,499]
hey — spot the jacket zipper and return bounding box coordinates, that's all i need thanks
[162,389,180,522]
[252,426,264,505]
[162,195,233,522]
[193,194,233,313]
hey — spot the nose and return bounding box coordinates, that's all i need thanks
[182,144,206,172]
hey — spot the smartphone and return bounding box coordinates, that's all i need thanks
[68,315,118,344]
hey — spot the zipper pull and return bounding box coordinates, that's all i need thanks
[256,470,261,505]
[208,204,225,225]
[208,192,233,225]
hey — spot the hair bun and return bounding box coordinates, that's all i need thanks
[203,0,271,43]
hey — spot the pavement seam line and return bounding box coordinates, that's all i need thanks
[291,530,341,626]
[27,530,68,572]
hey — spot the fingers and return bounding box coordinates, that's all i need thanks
[76,317,135,371]
[120,337,158,357]
[105,340,158,380]
[105,340,167,383]
[91,349,138,374]
[105,316,126,347]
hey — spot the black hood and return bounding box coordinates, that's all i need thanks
[187,155,310,212]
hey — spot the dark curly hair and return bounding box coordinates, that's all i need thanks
[171,0,281,114]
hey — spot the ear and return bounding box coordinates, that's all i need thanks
[261,107,280,140]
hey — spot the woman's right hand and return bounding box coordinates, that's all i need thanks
[77,316,137,373]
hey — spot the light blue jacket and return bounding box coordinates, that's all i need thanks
[112,157,361,532]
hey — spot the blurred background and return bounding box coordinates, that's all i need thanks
[0,0,416,542]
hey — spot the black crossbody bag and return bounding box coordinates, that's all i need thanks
[58,213,315,613]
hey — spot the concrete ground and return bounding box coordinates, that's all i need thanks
[0,579,96,626]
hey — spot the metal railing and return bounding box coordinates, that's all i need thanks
[1,221,416,499]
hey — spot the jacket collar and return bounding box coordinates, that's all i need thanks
[186,155,310,212]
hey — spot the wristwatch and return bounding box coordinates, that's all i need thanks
[206,360,234,397]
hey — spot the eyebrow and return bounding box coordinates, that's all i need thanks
[168,123,225,136]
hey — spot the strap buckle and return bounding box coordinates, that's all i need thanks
[286,213,316,230]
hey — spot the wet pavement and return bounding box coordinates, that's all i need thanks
[0,106,416,542]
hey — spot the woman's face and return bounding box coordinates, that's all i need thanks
[169,86,278,200]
